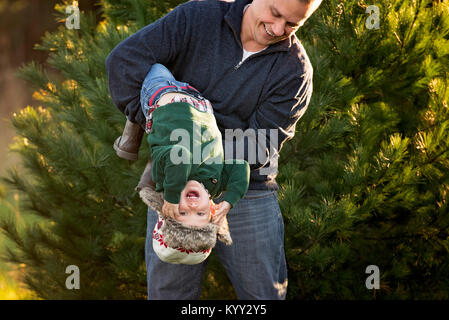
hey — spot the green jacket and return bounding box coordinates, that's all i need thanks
[148,102,250,206]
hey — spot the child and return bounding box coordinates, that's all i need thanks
[113,63,250,264]
[139,184,228,265]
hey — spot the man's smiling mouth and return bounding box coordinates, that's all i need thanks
[264,24,275,37]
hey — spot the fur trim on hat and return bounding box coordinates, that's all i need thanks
[138,187,164,212]
[162,217,218,251]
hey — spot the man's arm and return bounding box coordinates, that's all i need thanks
[223,68,313,172]
[105,4,190,127]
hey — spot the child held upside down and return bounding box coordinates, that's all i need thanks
[113,63,250,265]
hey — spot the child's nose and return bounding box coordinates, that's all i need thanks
[188,202,198,208]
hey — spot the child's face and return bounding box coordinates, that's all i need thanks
[177,180,211,227]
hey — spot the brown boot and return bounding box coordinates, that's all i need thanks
[135,157,156,192]
[113,119,144,161]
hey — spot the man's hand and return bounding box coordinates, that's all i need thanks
[162,200,179,220]
[212,201,231,226]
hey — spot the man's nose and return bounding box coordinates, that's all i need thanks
[272,21,285,37]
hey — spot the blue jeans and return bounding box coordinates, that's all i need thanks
[140,63,206,117]
[145,190,288,300]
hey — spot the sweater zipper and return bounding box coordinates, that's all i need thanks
[234,50,259,70]
[225,16,288,71]
[234,51,263,70]
[234,59,244,70]
[227,18,263,70]
[226,19,249,71]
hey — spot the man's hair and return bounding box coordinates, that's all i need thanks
[299,0,322,4]
[162,217,219,252]
[298,0,323,18]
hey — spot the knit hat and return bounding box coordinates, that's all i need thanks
[152,214,216,264]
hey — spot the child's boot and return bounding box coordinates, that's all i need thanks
[136,158,161,210]
[113,119,144,161]
[135,157,156,192]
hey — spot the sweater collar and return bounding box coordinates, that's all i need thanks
[224,0,292,53]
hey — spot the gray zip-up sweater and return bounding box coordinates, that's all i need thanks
[105,0,313,191]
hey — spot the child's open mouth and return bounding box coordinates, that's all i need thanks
[186,190,200,199]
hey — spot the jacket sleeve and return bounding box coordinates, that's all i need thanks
[223,67,313,173]
[152,145,192,204]
[220,160,250,207]
[105,4,190,128]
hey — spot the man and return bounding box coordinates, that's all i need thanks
[106,0,322,299]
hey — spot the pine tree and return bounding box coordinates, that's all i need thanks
[279,0,449,299]
[0,0,186,299]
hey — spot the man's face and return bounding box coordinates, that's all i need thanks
[244,0,321,49]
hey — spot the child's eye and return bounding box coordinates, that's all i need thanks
[179,212,187,216]
[197,212,205,216]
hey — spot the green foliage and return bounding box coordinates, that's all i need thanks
[280,0,449,299]
[1,0,184,299]
[101,0,182,28]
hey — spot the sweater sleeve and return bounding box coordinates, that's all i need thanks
[105,3,190,128]
[220,160,250,207]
